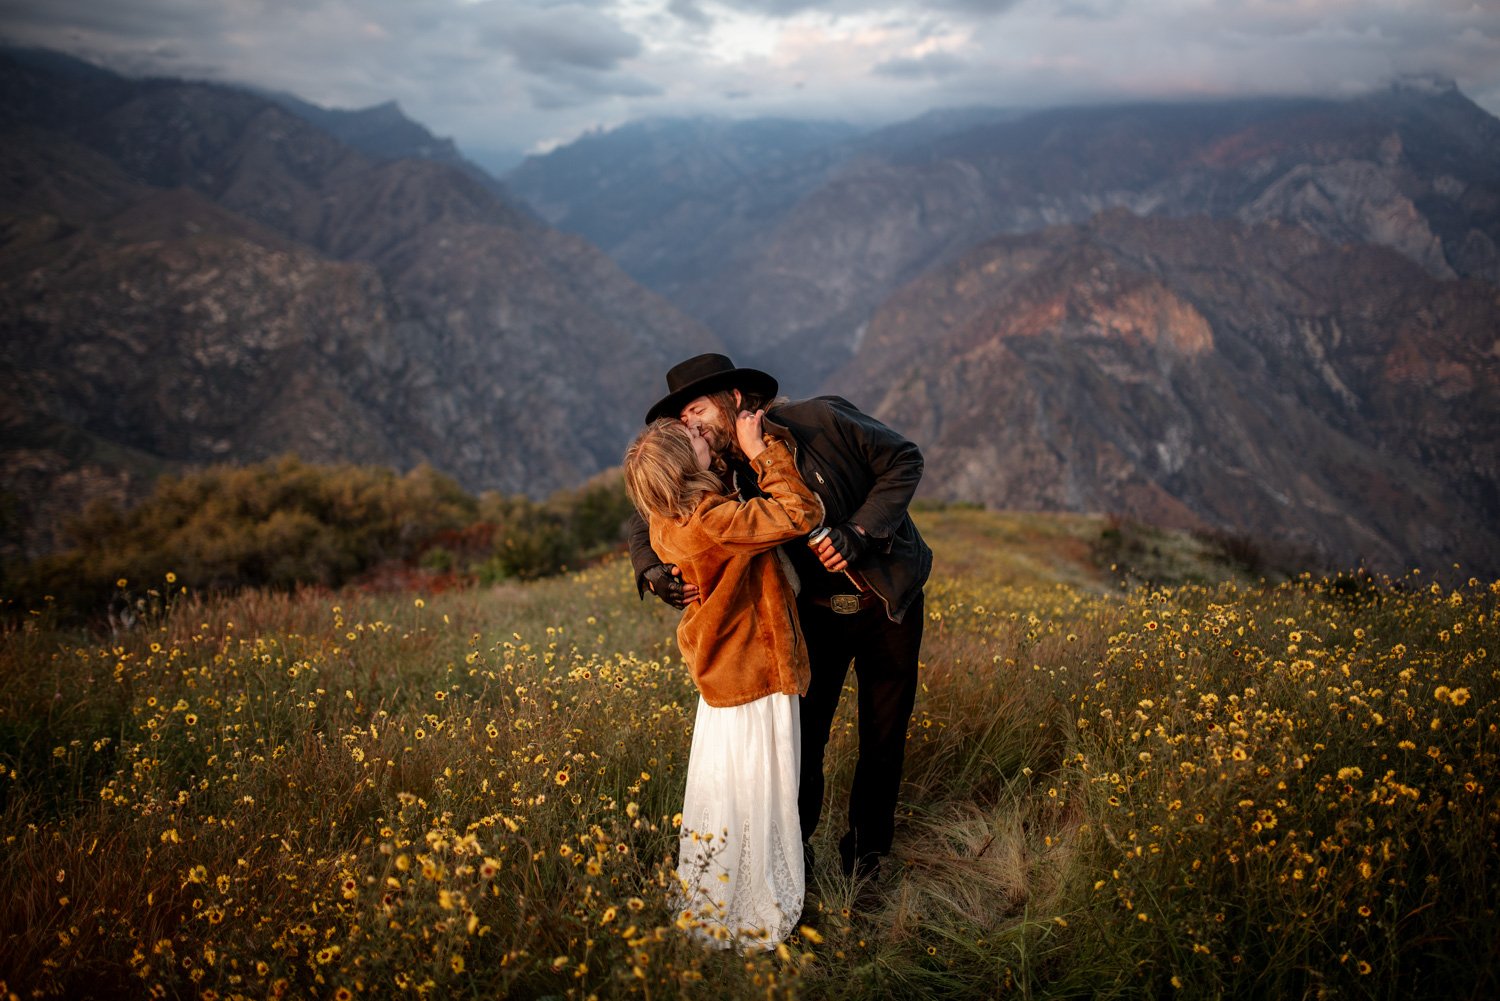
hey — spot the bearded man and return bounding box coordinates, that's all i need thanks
[629,353,931,884]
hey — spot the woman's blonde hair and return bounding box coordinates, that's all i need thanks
[623,419,724,522]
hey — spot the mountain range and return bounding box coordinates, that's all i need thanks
[3,48,1497,578]
[506,81,1500,577]
[0,48,716,560]
[829,210,1500,575]
[509,77,1500,394]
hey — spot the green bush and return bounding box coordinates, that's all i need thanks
[476,469,635,581]
[3,457,641,619]
[5,456,476,616]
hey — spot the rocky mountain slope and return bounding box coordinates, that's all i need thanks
[505,115,869,313]
[0,52,716,559]
[514,82,1500,394]
[259,89,517,203]
[827,210,1500,576]
[506,116,863,252]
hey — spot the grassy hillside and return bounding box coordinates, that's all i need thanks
[1,509,1495,998]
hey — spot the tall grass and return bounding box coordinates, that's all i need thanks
[0,511,1495,998]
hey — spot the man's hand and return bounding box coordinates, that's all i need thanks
[813,524,867,573]
[735,409,767,460]
[642,563,699,608]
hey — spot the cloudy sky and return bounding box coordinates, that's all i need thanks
[2,0,1497,167]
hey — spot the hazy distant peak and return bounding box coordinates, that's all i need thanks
[567,113,860,146]
[1391,73,1458,96]
[333,99,414,129]
[0,45,121,83]
[505,113,865,239]
[361,98,404,115]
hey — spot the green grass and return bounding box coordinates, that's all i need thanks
[0,509,1495,999]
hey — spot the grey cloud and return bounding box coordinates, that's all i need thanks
[874,51,968,80]
[926,0,1022,14]
[1199,1,1500,48]
[705,0,824,15]
[668,0,713,31]
[708,0,1018,15]
[0,0,460,85]
[0,0,224,40]
[528,67,661,109]
[1056,0,1123,20]
[529,82,594,110]
[477,5,642,75]
[4,0,1500,160]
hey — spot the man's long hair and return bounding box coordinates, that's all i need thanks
[702,388,787,463]
[623,419,724,522]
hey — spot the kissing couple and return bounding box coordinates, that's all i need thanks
[623,353,931,949]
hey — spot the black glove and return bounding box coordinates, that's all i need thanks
[824,524,868,566]
[642,563,688,609]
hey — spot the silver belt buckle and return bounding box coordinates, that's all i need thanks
[830,594,863,614]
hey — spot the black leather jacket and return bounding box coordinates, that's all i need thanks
[629,396,932,623]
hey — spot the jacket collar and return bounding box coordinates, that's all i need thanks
[760,407,795,447]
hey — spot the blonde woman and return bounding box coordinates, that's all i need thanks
[623,411,822,949]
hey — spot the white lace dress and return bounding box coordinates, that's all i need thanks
[674,691,804,950]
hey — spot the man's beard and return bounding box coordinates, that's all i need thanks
[701,412,735,456]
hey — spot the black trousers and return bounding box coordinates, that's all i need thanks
[797,589,924,859]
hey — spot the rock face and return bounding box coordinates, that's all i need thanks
[0,52,716,560]
[825,211,1500,577]
[515,86,1500,395]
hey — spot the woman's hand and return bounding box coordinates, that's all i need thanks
[736,409,767,460]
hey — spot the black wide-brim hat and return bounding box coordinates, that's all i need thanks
[644,353,778,423]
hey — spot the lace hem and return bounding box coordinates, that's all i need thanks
[673,816,802,950]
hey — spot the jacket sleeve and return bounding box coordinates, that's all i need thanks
[627,509,663,597]
[695,440,822,551]
[827,399,924,548]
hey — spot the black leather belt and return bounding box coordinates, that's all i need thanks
[806,592,879,614]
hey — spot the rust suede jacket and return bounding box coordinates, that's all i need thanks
[648,440,822,708]
[631,396,931,624]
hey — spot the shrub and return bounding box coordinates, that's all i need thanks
[476,470,635,581]
[2,458,641,619]
[4,456,476,617]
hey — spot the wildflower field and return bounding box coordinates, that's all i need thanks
[2,509,1496,999]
